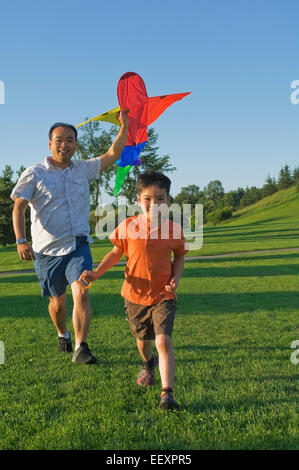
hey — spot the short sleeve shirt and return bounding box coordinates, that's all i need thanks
[10,157,101,255]
[110,214,189,305]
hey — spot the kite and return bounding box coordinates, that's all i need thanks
[76,72,190,196]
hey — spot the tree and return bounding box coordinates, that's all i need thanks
[0,165,15,246]
[203,180,224,203]
[75,120,116,208]
[173,185,201,206]
[278,165,293,190]
[221,188,245,211]
[263,174,277,197]
[293,167,299,190]
[240,186,263,208]
[76,124,176,205]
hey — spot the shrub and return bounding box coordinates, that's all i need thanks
[206,206,233,225]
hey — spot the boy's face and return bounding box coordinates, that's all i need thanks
[137,184,170,221]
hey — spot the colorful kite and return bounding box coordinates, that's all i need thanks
[76,72,190,195]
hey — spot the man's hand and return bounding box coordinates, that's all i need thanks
[17,242,35,261]
[116,109,129,128]
[99,109,129,173]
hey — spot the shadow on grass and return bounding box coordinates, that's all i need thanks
[1,289,299,318]
[186,252,299,264]
[183,263,299,278]
[0,269,125,284]
[175,291,299,314]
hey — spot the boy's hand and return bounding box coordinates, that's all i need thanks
[82,270,99,283]
[165,277,179,293]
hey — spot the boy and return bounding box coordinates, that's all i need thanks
[82,170,188,409]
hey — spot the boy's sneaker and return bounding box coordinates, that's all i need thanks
[72,342,97,364]
[58,334,73,353]
[159,388,179,410]
[137,354,158,386]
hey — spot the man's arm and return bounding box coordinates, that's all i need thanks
[12,198,35,260]
[99,109,129,173]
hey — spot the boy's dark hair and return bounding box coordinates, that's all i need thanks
[136,170,171,195]
[49,122,78,141]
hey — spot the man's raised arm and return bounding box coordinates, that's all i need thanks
[99,109,129,173]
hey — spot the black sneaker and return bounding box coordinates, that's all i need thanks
[58,334,73,353]
[159,389,179,410]
[72,342,97,364]
[137,354,158,386]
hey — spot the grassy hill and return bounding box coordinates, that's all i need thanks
[192,186,299,256]
[1,186,299,272]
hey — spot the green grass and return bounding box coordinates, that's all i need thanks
[0,253,298,450]
[2,186,299,273]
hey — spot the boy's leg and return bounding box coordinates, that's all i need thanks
[136,338,153,362]
[156,334,179,409]
[136,338,158,385]
[153,300,179,410]
[155,334,175,389]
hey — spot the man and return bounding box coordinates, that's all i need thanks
[11,110,129,364]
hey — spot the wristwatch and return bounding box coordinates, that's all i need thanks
[16,238,27,245]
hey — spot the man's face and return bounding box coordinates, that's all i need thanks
[137,184,170,221]
[48,126,77,165]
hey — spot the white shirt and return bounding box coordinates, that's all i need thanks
[10,157,101,256]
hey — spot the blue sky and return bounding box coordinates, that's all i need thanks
[1,0,299,201]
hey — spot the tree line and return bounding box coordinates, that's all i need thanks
[1,122,298,245]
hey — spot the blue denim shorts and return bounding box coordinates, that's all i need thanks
[34,236,93,298]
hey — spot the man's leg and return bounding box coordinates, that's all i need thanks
[70,281,91,347]
[70,281,96,364]
[48,292,67,335]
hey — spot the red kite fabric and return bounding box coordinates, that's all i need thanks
[114,72,190,194]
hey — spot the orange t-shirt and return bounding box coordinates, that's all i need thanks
[109,214,189,306]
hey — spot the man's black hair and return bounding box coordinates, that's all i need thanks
[136,170,171,195]
[49,122,78,141]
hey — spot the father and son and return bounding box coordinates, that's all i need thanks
[11,110,188,410]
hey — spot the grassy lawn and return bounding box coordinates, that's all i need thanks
[0,253,298,450]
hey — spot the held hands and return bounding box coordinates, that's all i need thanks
[81,270,100,284]
[17,242,35,261]
[75,270,98,295]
